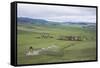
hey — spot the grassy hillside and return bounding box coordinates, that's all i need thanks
[17,23,96,65]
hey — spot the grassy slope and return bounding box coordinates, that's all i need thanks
[17,24,96,65]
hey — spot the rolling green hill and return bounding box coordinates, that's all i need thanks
[17,18,96,65]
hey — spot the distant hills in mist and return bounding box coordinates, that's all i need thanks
[17,17,96,26]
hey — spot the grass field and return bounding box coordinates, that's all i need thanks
[17,23,96,65]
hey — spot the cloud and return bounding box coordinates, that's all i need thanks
[17,3,96,23]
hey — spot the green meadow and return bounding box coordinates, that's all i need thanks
[17,23,96,65]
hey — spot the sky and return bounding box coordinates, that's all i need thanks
[17,3,96,23]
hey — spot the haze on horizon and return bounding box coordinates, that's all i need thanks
[17,3,96,23]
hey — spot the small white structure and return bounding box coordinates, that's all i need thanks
[25,44,59,56]
[26,49,41,56]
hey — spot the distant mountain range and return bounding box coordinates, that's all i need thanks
[17,17,49,24]
[17,17,96,26]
